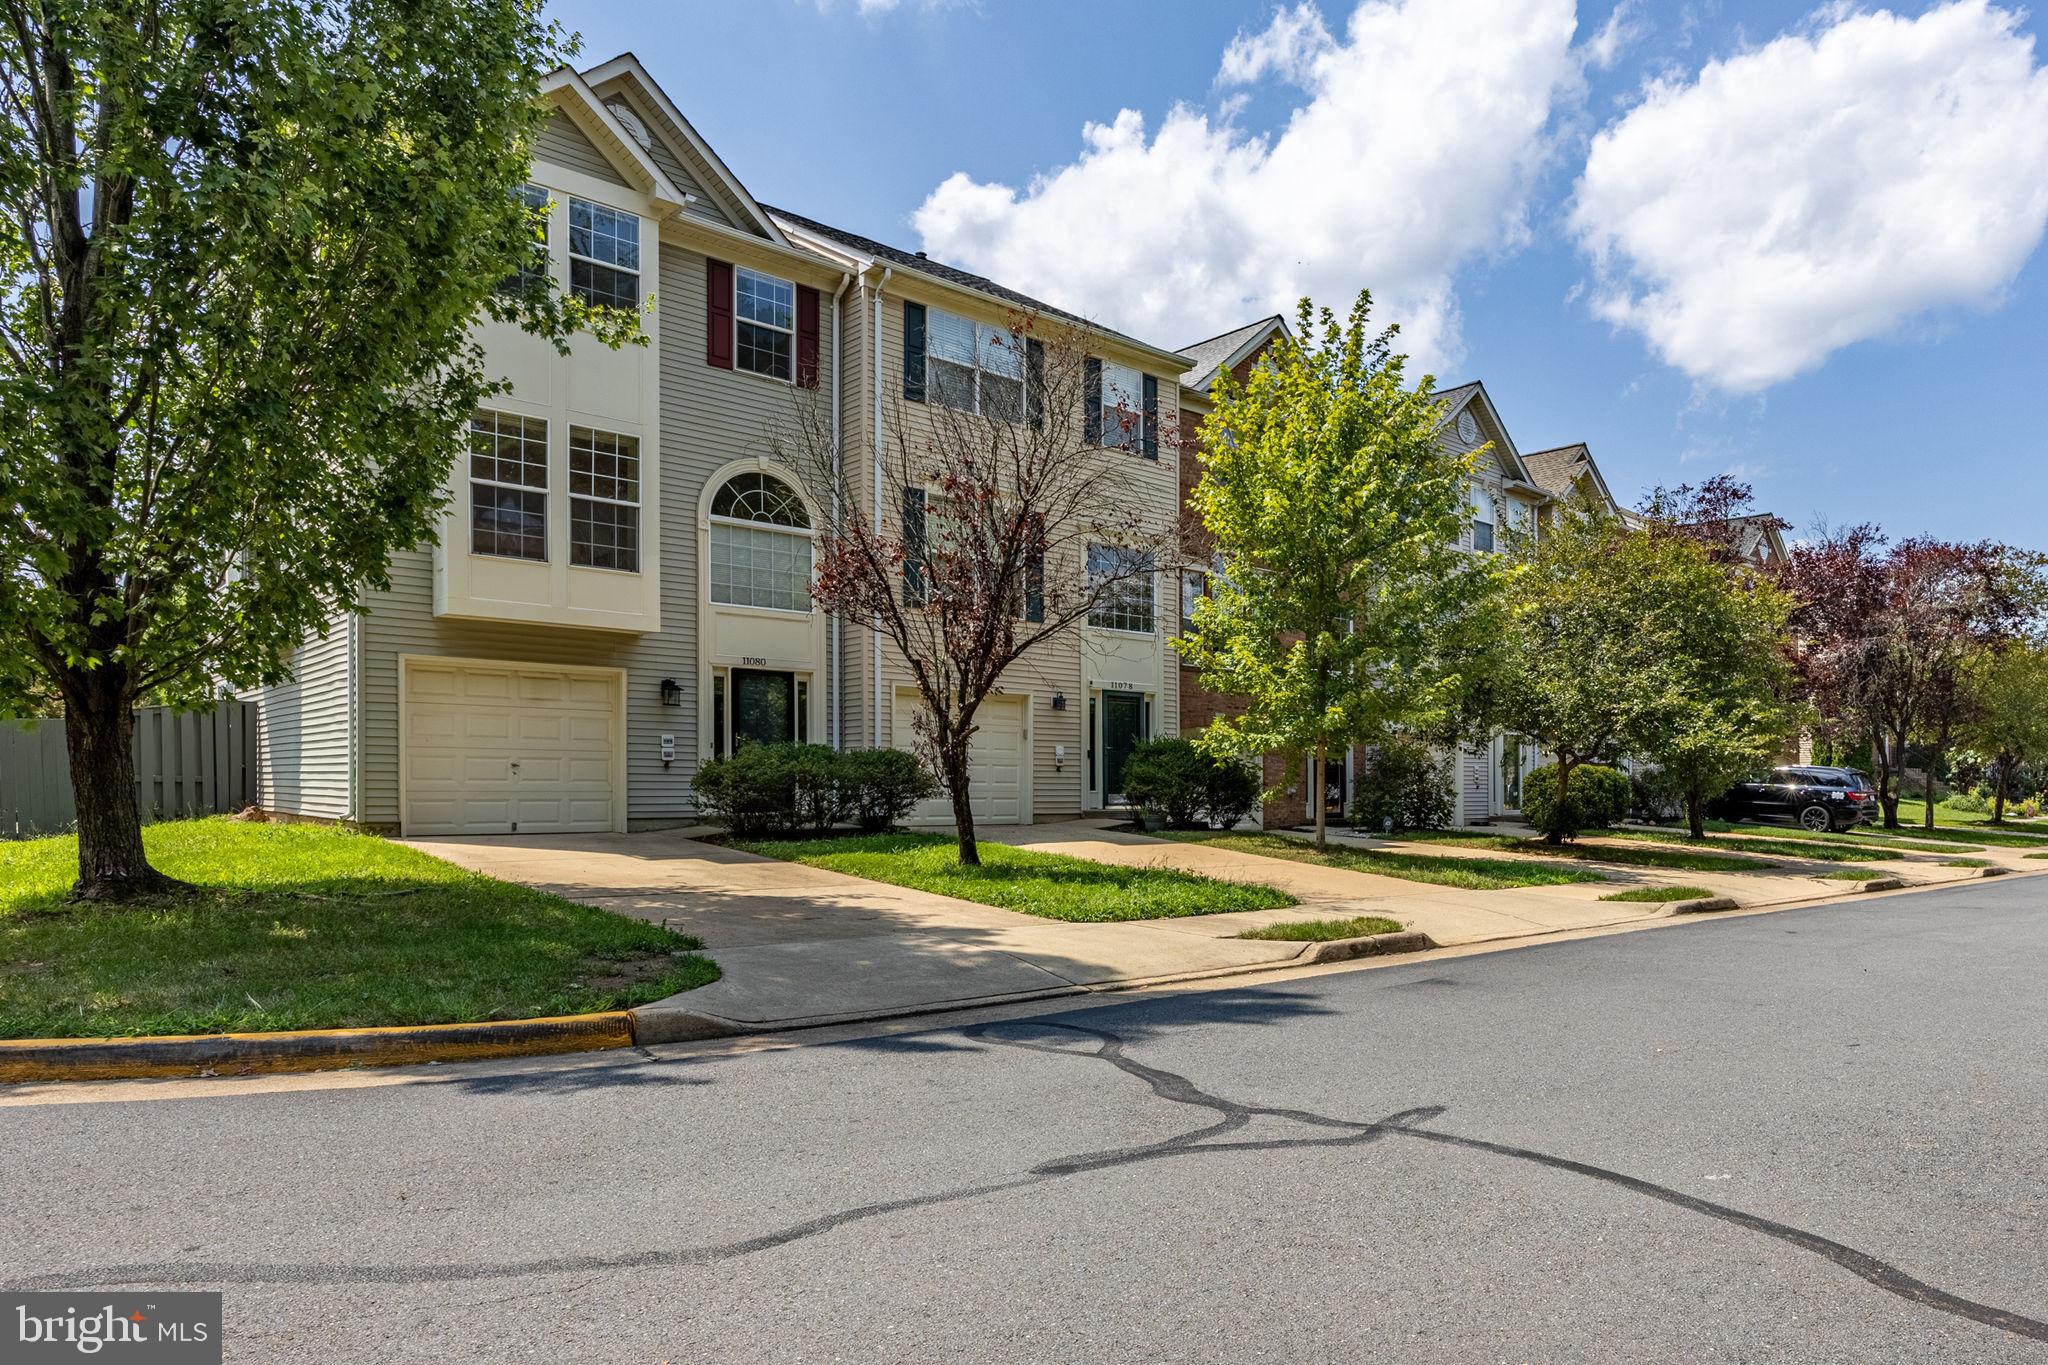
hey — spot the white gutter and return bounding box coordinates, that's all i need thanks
[870,264,892,748]
[828,270,850,750]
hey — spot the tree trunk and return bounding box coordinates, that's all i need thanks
[1992,753,2010,824]
[1686,785,1706,840]
[63,666,174,900]
[1545,758,1576,845]
[1921,742,1944,830]
[1879,731,1902,829]
[942,745,980,867]
[1312,744,1327,853]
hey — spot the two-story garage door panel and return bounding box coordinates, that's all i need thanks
[403,661,620,836]
[894,690,1025,826]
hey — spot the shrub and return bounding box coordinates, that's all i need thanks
[1629,765,1687,823]
[838,747,938,833]
[1350,737,1455,832]
[1204,756,1262,831]
[695,744,934,836]
[1120,739,1211,827]
[1521,762,1630,841]
[1944,789,1991,814]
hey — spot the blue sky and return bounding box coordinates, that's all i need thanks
[547,1,2048,551]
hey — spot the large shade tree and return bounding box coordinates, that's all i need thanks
[0,1,620,897]
[1177,293,1504,851]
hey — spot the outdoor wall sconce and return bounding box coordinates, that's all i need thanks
[1050,691,1066,711]
[659,678,683,708]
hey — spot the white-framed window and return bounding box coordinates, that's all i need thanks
[569,427,640,573]
[468,409,548,561]
[735,267,795,380]
[1099,359,1145,453]
[499,183,550,297]
[1088,542,1155,634]
[1182,568,1206,630]
[568,198,638,310]
[1470,486,1496,553]
[927,307,1025,420]
[709,471,812,612]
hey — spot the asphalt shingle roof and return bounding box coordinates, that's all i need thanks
[1177,316,1285,391]
[762,205,1183,363]
[1522,443,1590,497]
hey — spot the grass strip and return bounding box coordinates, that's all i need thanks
[1599,885,1716,903]
[735,832,1293,921]
[1157,830,1607,890]
[1237,915,1403,942]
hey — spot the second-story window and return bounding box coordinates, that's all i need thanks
[710,471,812,612]
[736,267,795,380]
[499,183,550,297]
[1087,543,1155,634]
[568,198,639,310]
[569,427,640,573]
[927,308,1025,420]
[1470,487,1496,552]
[1100,360,1145,453]
[469,409,548,562]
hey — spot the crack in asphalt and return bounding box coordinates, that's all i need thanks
[10,1020,2045,1347]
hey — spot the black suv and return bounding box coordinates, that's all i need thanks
[1707,766,1878,833]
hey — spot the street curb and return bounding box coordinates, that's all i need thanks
[1670,896,1740,914]
[1977,866,2010,877]
[1853,877,1908,892]
[0,1012,636,1083]
[1300,929,1437,963]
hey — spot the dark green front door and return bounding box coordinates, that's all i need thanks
[1103,691,1145,802]
[731,669,794,750]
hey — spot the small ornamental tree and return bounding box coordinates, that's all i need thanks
[1177,292,1503,852]
[1957,639,2048,823]
[781,314,1171,866]
[0,3,628,898]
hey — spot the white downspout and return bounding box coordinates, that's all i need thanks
[828,270,851,750]
[870,265,892,748]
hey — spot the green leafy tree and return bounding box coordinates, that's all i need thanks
[1958,639,2048,823]
[1501,510,1791,843]
[0,2,627,898]
[1178,292,1503,851]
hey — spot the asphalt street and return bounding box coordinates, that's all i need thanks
[5,877,2046,1363]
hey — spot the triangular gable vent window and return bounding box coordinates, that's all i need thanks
[605,99,654,150]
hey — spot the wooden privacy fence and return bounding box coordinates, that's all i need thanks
[0,702,257,838]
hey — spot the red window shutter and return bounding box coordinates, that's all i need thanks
[705,258,733,369]
[796,285,821,388]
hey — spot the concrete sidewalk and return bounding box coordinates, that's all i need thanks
[410,819,2037,1038]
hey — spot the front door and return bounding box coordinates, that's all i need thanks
[1102,691,1145,803]
[1499,735,1534,813]
[731,669,795,750]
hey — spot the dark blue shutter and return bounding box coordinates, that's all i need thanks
[903,301,927,402]
[1083,357,1102,445]
[902,486,927,603]
[1141,374,1159,460]
[1025,337,1045,429]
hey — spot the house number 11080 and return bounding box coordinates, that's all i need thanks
[740,656,766,666]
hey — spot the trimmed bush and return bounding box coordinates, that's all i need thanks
[1121,738,1263,830]
[1349,737,1456,832]
[1120,739,1211,827]
[1521,762,1631,841]
[837,747,939,833]
[694,743,935,837]
[1204,756,1261,831]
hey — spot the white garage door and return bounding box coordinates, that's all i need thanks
[895,690,1026,826]
[403,660,621,836]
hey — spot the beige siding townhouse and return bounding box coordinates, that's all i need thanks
[248,55,1194,836]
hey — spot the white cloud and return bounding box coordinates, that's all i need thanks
[1581,0,1645,69]
[1571,0,2048,392]
[912,0,1581,368]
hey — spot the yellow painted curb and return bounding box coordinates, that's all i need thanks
[0,1011,637,1083]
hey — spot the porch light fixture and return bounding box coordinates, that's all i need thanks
[659,677,683,708]
[1050,691,1066,711]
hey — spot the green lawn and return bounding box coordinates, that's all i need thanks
[1849,822,2046,849]
[1158,831,1608,890]
[1390,829,1773,874]
[1701,819,1982,853]
[1599,885,1716,903]
[0,819,716,1039]
[734,832,1293,921]
[1814,867,1891,881]
[1891,798,2048,830]
[1597,827,1902,863]
[2027,851,2048,861]
[1940,858,1993,869]
[1237,915,1403,942]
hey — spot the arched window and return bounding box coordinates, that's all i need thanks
[709,472,813,612]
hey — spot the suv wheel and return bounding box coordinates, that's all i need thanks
[1799,804,1836,833]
